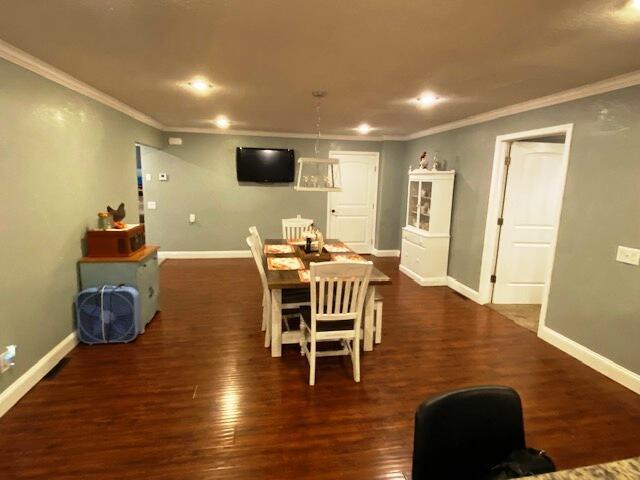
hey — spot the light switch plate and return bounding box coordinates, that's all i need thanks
[147,201,157,210]
[145,173,152,181]
[616,246,640,266]
[159,173,168,181]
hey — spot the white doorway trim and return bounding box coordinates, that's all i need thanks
[477,124,574,335]
[326,151,380,253]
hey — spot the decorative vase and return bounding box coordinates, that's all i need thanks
[97,212,110,230]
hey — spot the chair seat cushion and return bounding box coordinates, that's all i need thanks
[282,288,310,304]
[300,307,354,331]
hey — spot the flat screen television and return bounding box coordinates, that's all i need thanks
[236,147,295,183]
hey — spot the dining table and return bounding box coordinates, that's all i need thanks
[264,238,392,357]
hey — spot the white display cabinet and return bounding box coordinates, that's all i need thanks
[400,169,455,286]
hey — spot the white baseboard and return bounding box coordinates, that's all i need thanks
[158,250,252,259]
[372,248,400,257]
[539,326,640,395]
[398,265,447,286]
[0,332,78,418]
[446,276,481,303]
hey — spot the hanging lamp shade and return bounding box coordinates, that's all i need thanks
[293,90,342,192]
[294,157,342,192]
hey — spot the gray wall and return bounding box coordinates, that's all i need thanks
[0,58,162,395]
[377,141,407,250]
[402,85,640,374]
[140,133,405,251]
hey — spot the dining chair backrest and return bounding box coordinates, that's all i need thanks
[308,261,373,328]
[246,236,269,294]
[249,226,264,259]
[281,215,313,240]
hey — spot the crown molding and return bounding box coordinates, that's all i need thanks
[2,37,639,142]
[405,69,640,140]
[0,38,163,129]
[162,126,389,142]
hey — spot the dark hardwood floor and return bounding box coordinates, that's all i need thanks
[1,257,640,479]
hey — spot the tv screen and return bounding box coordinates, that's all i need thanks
[236,147,295,183]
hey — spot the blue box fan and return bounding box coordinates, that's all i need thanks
[75,285,140,344]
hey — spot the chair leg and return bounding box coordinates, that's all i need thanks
[264,299,271,349]
[264,319,271,348]
[261,294,268,332]
[299,322,305,356]
[353,337,361,383]
[309,340,316,386]
[374,301,383,344]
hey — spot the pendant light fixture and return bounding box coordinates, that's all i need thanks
[294,90,342,192]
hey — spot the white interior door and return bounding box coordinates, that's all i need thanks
[327,151,379,254]
[493,142,565,304]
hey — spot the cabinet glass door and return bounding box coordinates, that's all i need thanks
[418,181,432,231]
[408,180,419,228]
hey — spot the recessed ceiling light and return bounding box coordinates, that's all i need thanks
[188,78,213,92]
[417,92,440,107]
[214,116,230,129]
[631,0,640,9]
[357,123,371,135]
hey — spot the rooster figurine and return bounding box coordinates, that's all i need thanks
[419,151,429,169]
[106,203,126,229]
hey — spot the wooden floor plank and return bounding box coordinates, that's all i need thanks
[1,257,639,479]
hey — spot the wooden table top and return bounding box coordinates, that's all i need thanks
[264,239,391,290]
[79,245,159,263]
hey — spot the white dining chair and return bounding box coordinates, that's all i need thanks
[281,215,313,240]
[249,226,264,260]
[299,261,373,385]
[246,236,309,347]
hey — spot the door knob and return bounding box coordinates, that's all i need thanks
[331,209,336,214]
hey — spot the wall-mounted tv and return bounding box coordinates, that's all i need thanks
[236,147,295,183]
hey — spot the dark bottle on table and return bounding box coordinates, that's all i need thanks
[305,237,312,253]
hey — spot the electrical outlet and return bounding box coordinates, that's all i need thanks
[616,246,640,266]
[0,345,16,373]
[159,173,168,181]
[147,201,156,210]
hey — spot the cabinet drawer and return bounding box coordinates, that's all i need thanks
[136,254,160,329]
[138,253,158,276]
[402,229,428,247]
[139,275,159,330]
[137,254,158,286]
[401,238,426,276]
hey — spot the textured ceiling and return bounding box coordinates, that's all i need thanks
[1,0,640,136]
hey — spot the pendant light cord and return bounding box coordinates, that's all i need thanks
[312,90,326,159]
[315,102,321,158]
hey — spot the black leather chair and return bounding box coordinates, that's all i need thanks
[412,386,526,480]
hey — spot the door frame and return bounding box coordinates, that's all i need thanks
[326,150,380,253]
[477,124,574,335]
